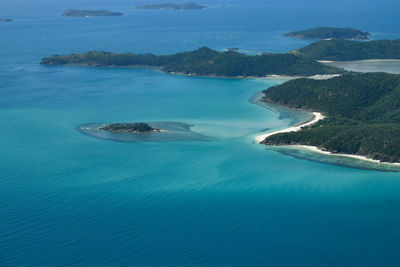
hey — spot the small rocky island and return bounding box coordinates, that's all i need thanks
[0,18,12,22]
[100,123,160,133]
[78,121,210,142]
[62,9,124,17]
[285,27,372,40]
[137,2,206,10]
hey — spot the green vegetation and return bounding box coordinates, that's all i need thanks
[40,47,341,77]
[100,123,158,133]
[262,72,400,163]
[137,2,206,10]
[296,39,400,61]
[285,27,371,40]
[62,9,123,17]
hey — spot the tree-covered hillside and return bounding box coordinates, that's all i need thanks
[41,47,341,77]
[296,39,400,61]
[262,73,400,162]
[285,27,371,40]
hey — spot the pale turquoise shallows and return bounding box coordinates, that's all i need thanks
[2,0,400,266]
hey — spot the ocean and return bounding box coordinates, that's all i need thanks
[1,0,400,265]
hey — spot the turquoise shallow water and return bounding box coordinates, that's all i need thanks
[2,0,400,266]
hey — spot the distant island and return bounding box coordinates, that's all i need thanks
[40,38,400,164]
[285,27,371,40]
[40,47,341,77]
[62,9,123,17]
[296,39,400,61]
[224,48,240,52]
[136,2,206,10]
[100,123,160,133]
[0,18,12,22]
[260,72,400,163]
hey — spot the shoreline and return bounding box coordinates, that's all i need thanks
[319,59,400,64]
[45,61,398,167]
[41,63,341,80]
[319,59,400,75]
[254,112,325,143]
[263,74,341,80]
[291,145,400,166]
[254,101,400,166]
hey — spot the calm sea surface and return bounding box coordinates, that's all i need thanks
[1,0,400,266]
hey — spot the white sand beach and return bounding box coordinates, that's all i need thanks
[264,74,341,80]
[293,145,400,166]
[255,111,400,166]
[254,112,325,143]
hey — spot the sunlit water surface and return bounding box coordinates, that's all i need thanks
[2,0,400,265]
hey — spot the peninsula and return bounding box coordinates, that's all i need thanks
[62,9,124,17]
[137,2,206,10]
[41,41,400,164]
[40,47,341,77]
[100,123,160,133]
[296,39,400,61]
[259,72,400,163]
[0,18,12,22]
[285,27,371,40]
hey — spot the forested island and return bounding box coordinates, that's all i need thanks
[137,2,206,10]
[296,39,400,61]
[100,123,160,133]
[62,9,124,17]
[40,47,341,77]
[0,18,12,22]
[285,27,371,40]
[40,35,400,163]
[261,72,400,163]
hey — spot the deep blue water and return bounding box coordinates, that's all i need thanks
[2,0,400,266]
